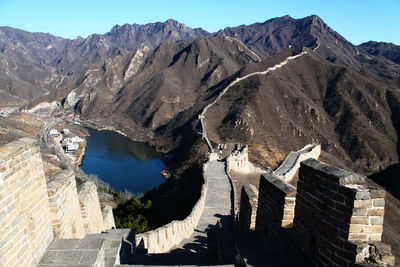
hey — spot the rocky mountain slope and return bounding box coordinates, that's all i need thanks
[359,41,400,64]
[0,19,208,106]
[1,15,400,174]
[203,48,399,171]
[105,19,209,50]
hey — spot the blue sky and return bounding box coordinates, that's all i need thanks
[0,0,399,45]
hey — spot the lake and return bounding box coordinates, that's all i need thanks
[81,128,165,195]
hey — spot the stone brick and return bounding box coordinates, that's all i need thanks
[283,209,294,215]
[370,189,386,199]
[78,181,104,234]
[239,184,258,231]
[292,159,395,267]
[367,207,384,216]
[368,234,382,242]
[372,199,385,207]
[350,216,369,225]
[349,224,363,233]
[353,200,372,208]
[0,138,54,267]
[363,225,383,234]
[352,208,367,216]
[348,233,368,242]
[354,191,370,200]
[369,216,383,225]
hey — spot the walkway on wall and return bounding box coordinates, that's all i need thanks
[273,144,320,182]
[128,160,233,265]
[225,36,262,62]
[171,160,232,252]
[199,48,313,152]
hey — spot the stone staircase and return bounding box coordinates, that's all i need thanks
[38,229,135,267]
[120,161,235,266]
[38,161,236,266]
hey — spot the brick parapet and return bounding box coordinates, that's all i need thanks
[255,171,296,237]
[47,170,86,239]
[78,181,104,234]
[292,158,394,266]
[1,138,115,266]
[273,143,321,183]
[239,184,259,231]
[102,206,116,230]
[0,138,54,267]
[226,145,266,175]
[226,164,240,223]
[134,162,208,253]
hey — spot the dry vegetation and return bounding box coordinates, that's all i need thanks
[0,113,45,145]
[0,114,63,178]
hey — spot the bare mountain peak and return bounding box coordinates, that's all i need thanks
[359,41,400,64]
[164,18,180,25]
[104,19,209,51]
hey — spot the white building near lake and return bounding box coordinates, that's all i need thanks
[49,129,59,137]
[66,143,79,154]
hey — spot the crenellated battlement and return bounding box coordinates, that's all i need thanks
[241,155,395,266]
[0,138,396,266]
[293,159,393,266]
[0,138,115,267]
[0,138,54,267]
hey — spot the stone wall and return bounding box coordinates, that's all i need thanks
[293,159,394,266]
[135,163,209,253]
[255,171,296,237]
[273,143,320,183]
[0,138,54,267]
[0,138,116,266]
[47,170,86,239]
[102,206,116,230]
[239,184,258,231]
[226,166,240,224]
[226,145,265,175]
[78,181,104,234]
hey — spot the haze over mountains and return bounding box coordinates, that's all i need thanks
[1,15,400,173]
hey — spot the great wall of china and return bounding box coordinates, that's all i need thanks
[0,46,396,266]
[0,138,115,267]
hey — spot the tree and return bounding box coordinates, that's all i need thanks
[113,196,152,232]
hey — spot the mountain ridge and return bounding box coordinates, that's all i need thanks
[1,15,400,174]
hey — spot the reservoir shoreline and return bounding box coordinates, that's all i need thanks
[80,126,166,195]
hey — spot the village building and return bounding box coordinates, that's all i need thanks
[66,142,79,154]
[48,129,59,137]
[71,136,84,143]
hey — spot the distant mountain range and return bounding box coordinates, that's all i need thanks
[1,15,399,173]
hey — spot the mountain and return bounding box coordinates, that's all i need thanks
[359,41,400,64]
[199,48,400,171]
[0,19,210,106]
[104,19,210,50]
[214,15,400,76]
[62,37,254,140]
[1,15,400,174]
[0,26,68,68]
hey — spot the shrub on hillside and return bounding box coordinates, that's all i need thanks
[113,196,152,233]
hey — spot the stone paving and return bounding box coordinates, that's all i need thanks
[128,160,233,265]
[38,238,106,267]
[171,160,232,254]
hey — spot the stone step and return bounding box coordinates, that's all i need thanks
[38,238,106,267]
